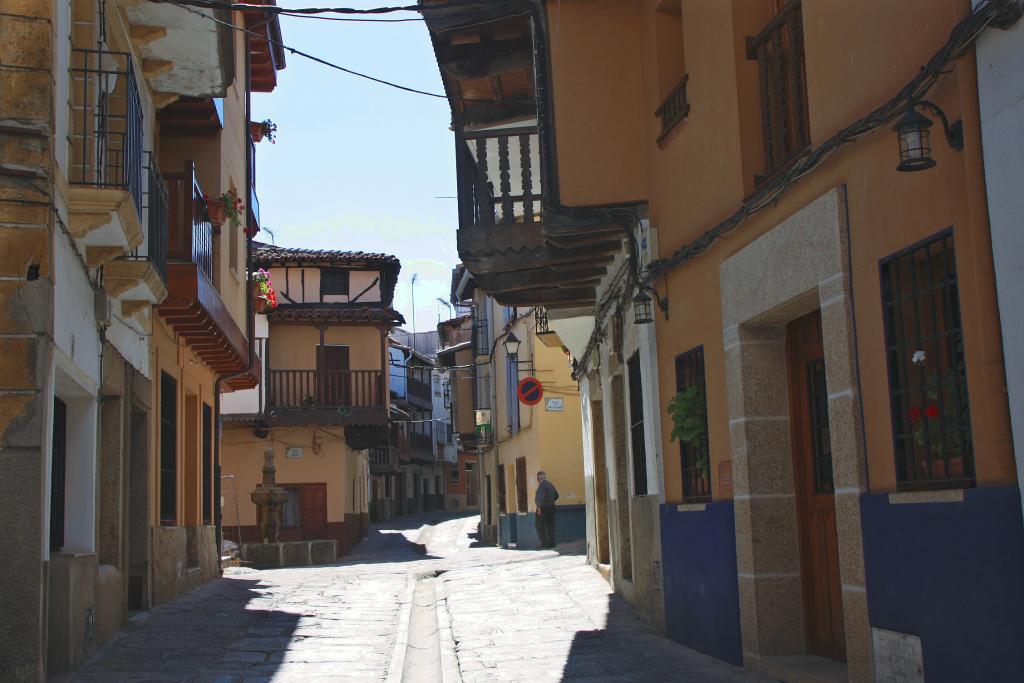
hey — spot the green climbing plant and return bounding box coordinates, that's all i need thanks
[668,385,708,476]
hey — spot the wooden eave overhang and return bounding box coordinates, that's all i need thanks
[157,97,222,137]
[243,1,287,93]
[157,263,257,389]
[425,2,537,130]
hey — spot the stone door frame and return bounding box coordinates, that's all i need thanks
[719,186,872,680]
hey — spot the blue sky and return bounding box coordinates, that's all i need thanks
[251,5,459,332]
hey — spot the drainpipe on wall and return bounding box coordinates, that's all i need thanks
[213,37,257,571]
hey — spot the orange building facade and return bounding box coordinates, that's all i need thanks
[427,1,1023,680]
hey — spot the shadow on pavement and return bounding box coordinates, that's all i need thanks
[72,577,302,682]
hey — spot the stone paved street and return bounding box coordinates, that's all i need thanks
[74,514,774,682]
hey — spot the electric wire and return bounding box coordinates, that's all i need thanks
[570,0,1022,379]
[163,0,530,103]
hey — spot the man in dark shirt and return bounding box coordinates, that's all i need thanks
[534,471,559,549]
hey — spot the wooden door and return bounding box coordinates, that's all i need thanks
[465,462,478,507]
[300,484,327,540]
[515,457,528,512]
[318,345,350,406]
[497,464,507,513]
[787,310,846,661]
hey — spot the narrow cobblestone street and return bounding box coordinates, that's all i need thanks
[73,514,773,682]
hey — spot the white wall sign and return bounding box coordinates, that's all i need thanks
[285,447,303,459]
[545,397,564,412]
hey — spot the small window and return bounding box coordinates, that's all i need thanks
[881,230,973,490]
[320,268,350,297]
[450,465,460,484]
[674,346,711,501]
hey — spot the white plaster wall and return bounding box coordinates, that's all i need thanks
[273,266,382,304]
[54,232,101,384]
[975,9,1024,510]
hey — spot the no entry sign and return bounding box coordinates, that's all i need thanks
[517,377,544,406]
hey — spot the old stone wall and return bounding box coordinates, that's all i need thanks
[0,0,56,679]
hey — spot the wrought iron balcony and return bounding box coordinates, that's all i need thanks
[69,48,144,219]
[164,160,214,282]
[144,154,168,280]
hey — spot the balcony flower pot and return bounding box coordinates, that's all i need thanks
[254,295,268,314]
[205,197,226,226]
[250,122,265,142]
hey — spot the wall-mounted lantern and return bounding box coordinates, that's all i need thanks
[894,100,963,173]
[633,292,654,325]
[503,331,521,358]
[633,285,669,325]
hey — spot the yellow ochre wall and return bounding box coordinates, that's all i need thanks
[493,313,585,511]
[151,316,218,527]
[220,426,367,528]
[267,324,386,372]
[546,0,1012,502]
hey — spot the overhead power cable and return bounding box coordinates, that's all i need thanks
[165,0,532,104]
[165,0,517,18]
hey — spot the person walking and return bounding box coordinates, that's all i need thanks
[534,471,559,549]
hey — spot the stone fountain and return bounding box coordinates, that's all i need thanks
[241,447,339,568]
[250,447,290,543]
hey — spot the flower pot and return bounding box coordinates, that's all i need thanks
[254,296,268,314]
[250,122,265,142]
[206,198,226,226]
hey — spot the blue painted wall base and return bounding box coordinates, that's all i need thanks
[861,486,1024,682]
[659,502,743,666]
[499,505,586,549]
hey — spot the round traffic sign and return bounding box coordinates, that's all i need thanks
[517,377,544,406]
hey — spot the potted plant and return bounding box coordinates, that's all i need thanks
[252,268,278,313]
[203,191,244,230]
[250,119,277,144]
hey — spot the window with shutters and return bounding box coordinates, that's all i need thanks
[159,372,177,525]
[746,0,809,184]
[627,353,649,496]
[320,268,349,297]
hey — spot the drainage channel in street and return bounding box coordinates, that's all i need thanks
[391,565,460,683]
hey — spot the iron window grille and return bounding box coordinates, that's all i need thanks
[655,74,691,145]
[674,346,711,501]
[805,357,834,493]
[535,307,549,333]
[881,229,974,490]
[746,0,809,184]
[627,352,649,496]
[473,314,490,357]
[69,48,144,219]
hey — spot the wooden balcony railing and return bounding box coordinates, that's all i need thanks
[409,430,434,460]
[407,376,432,404]
[267,369,385,410]
[456,127,542,229]
[164,160,214,282]
[369,448,391,468]
[746,0,809,183]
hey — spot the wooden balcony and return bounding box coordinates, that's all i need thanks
[369,447,397,474]
[266,369,386,426]
[156,159,255,389]
[453,127,623,308]
[409,431,435,463]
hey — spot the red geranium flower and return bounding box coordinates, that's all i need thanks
[924,404,939,420]
[907,406,922,422]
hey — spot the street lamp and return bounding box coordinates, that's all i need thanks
[894,101,963,173]
[503,331,521,359]
[633,292,654,325]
